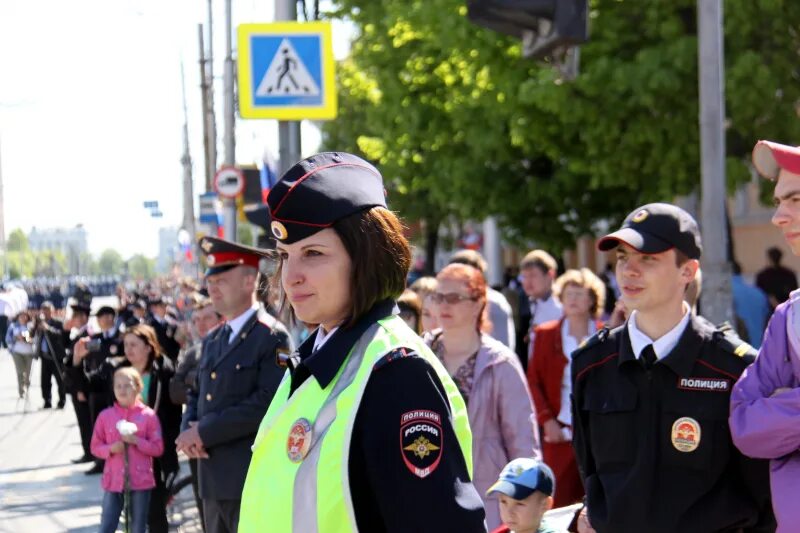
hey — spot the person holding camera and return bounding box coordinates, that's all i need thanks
[73,306,125,475]
[6,310,35,400]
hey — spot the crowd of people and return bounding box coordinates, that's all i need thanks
[9,141,800,533]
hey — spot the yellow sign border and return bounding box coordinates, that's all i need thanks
[237,22,337,120]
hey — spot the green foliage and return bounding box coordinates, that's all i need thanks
[127,254,156,280]
[98,249,124,275]
[7,229,28,252]
[322,0,800,251]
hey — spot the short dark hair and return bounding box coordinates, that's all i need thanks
[334,207,411,327]
[768,246,783,265]
[273,207,412,329]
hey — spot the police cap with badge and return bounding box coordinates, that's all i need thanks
[198,235,277,277]
[598,202,702,259]
[266,152,386,244]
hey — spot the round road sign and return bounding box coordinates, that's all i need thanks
[214,167,245,198]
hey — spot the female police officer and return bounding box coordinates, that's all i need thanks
[239,153,486,532]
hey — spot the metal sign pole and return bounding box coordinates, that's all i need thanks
[697,0,732,325]
[223,0,237,240]
[277,0,301,173]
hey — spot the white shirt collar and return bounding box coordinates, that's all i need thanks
[226,303,259,341]
[313,326,340,353]
[627,302,691,360]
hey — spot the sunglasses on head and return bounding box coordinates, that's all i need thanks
[430,292,477,304]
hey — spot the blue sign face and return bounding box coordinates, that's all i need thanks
[249,35,324,108]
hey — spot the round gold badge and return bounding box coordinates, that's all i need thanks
[271,221,288,240]
[287,418,313,463]
[671,417,701,452]
[632,209,649,223]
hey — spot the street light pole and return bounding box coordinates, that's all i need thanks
[222,0,237,240]
[697,0,732,325]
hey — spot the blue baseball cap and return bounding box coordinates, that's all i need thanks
[486,458,555,500]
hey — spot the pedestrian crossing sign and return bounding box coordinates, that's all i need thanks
[238,22,337,120]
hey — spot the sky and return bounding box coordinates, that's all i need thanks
[0,0,352,259]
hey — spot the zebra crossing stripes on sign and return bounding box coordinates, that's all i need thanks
[237,22,337,120]
[256,38,321,97]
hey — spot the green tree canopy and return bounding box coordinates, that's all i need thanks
[127,254,156,280]
[7,229,29,252]
[98,249,124,275]
[323,0,800,251]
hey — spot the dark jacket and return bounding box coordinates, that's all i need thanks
[571,315,774,533]
[148,315,181,362]
[182,307,291,500]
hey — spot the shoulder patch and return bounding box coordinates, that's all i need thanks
[713,323,757,360]
[572,327,612,359]
[400,410,443,478]
[373,347,420,371]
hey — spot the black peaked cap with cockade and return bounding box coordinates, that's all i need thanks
[266,152,387,245]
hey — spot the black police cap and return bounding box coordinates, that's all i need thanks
[198,235,276,277]
[267,152,386,245]
[598,203,702,259]
[70,286,93,314]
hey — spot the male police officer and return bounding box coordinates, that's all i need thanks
[72,305,124,475]
[176,236,291,533]
[571,203,773,533]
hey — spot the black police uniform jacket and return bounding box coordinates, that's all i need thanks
[182,306,291,500]
[571,314,774,533]
[285,300,486,532]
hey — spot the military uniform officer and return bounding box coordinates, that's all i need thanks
[147,296,181,362]
[571,203,773,533]
[176,236,291,533]
[78,305,125,475]
[239,153,486,532]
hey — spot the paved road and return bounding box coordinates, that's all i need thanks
[0,335,202,532]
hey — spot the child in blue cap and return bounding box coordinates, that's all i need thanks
[486,458,567,533]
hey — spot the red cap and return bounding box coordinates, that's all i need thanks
[752,140,800,180]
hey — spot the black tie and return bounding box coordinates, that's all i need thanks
[222,324,232,344]
[641,344,657,370]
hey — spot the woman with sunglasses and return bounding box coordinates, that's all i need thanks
[428,263,540,530]
[238,153,486,533]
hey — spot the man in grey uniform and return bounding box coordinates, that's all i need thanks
[176,236,291,533]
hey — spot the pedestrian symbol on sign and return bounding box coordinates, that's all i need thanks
[256,38,321,97]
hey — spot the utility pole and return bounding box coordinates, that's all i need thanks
[180,61,197,274]
[276,0,302,173]
[199,25,213,192]
[0,136,5,279]
[697,0,732,325]
[207,0,218,184]
[222,0,237,240]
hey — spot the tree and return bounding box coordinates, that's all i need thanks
[127,254,156,280]
[7,229,29,252]
[323,0,800,251]
[98,249,124,275]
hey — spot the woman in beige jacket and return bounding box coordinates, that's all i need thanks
[427,262,541,530]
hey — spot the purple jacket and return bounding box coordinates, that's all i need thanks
[731,296,800,532]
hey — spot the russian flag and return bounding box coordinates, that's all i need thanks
[260,151,279,204]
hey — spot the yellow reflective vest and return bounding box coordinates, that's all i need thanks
[239,315,473,533]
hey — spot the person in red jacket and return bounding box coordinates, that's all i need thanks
[527,268,606,507]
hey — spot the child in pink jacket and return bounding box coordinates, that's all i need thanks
[91,367,164,533]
